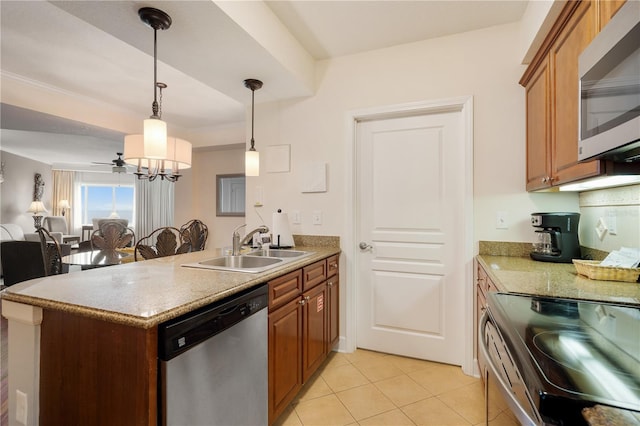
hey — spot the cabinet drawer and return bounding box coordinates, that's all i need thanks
[303,260,327,291]
[268,269,302,310]
[477,264,489,294]
[326,255,339,278]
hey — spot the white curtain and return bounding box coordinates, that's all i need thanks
[134,178,174,241]
[52,170,75,233]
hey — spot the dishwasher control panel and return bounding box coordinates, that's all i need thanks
[158,284,268,361]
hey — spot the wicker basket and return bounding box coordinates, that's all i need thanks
[573,259,640,283]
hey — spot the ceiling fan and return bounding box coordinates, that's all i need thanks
[92,153,129,173]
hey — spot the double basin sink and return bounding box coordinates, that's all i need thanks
[182,249,313,273]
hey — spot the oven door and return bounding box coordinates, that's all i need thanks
[479,311,542,426]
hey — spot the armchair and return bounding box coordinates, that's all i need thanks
[43,216,81,245]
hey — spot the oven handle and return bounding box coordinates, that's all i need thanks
[479,310,539,426]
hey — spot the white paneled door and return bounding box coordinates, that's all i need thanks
[355,104,468,365]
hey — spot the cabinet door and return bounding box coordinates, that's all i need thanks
[327,275,340,351]
[525,56,552,191]
[551,0,601,186]
[302,283,327,382]
[268,297,303,423]
[327,254,339,278]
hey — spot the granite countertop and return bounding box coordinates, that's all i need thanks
[1,245,341,329]
[477,255,640,306]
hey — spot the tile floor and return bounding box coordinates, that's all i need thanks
[274,349,518,426]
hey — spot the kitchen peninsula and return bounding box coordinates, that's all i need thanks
[1,238,341,426]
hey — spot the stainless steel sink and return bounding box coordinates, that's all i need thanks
[245,249,310,258]
[182,250,313,273]
[184,255,283,273]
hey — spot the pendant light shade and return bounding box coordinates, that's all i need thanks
[245,150,260,176]
[143,117,167,159]
[244,79,263,177]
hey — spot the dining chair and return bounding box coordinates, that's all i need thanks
[36,227,65,276]
[135,227,191,261]
[179,219,209,252]
[91,221,135,251]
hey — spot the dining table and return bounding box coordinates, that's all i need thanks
[62,249,134,268]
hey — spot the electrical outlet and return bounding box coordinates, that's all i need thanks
[16,390,27,425]
[312,210,322,225]
[606,211,617,235]
[495,211,508,229]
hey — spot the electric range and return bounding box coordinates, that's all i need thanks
[482,292,640,425]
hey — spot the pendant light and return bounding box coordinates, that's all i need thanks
[140,8,170,159]
[244,79,263,177]
[124,7,192,182]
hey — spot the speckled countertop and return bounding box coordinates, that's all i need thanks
[1,243,340,329]
[477,255,640,306]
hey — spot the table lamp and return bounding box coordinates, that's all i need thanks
[27,200,48,229]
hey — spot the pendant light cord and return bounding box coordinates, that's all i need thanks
[151,28,159,118]
[250,88,256,150]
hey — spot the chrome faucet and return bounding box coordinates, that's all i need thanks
[232,224,270,255]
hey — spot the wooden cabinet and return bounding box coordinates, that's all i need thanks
[474,261,498,367]
[520,0,635,191]
[268,255,340,424]
[302,282,328,382]
[521,1,599,191]
[268,293,303,422]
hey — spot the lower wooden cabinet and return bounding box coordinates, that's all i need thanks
[302,283,327,382]
[327,275,339,351]
[268,255,340,424]
[474,260,498,369]
[268,296,303,422]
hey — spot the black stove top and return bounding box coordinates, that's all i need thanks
[487,293,640,421]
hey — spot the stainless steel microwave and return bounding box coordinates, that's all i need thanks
[578,0,640,163]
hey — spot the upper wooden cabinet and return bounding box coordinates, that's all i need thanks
[521,1,599,190]
[520,0,629,191]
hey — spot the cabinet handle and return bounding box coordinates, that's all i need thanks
[299,296,310,305]
[328,281,334,287]
[541,176,549,184]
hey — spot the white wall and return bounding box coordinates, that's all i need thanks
[175,146,246,250]
[241,21,578,248]
[0,151,53,232]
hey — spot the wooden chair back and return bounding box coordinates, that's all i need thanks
[36,227,64,276]
[135,227,192,261]
[91,221,135,251]
[179,219,209,252]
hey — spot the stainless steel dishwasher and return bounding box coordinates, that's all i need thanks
[158,284,268,426]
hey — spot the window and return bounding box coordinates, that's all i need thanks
[80,185,134,224]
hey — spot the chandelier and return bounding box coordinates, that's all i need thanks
[124,7,191,182]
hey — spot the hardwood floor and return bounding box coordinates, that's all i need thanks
[274,349,518,426]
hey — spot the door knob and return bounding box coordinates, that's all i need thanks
[359,242,372,250]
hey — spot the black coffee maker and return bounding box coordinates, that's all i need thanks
[530,212,581,263]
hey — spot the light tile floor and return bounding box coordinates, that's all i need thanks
[274,349,519,426]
